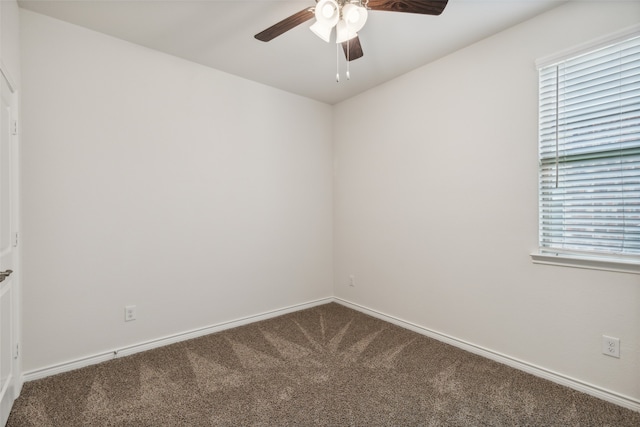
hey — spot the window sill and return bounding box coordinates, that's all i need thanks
[530,251,640,275]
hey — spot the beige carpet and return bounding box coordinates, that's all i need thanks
[8,302,640,426]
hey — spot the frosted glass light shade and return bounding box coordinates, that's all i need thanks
[310,21,333,43]
[341,4,368,32]
[310,0,339,43]
[314,0,339,26]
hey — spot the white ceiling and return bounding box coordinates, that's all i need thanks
[18,0,566,104]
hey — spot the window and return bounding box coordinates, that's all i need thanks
[534,33,640,273]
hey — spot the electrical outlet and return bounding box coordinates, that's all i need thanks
[125,305,137,322]
[349,275,355,287]
[602,335,620,358]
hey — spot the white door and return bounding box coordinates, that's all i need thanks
[0,69,18,426]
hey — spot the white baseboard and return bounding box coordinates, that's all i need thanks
[22,297,333,383]
[21,296,640,414]
[334,297,640,413]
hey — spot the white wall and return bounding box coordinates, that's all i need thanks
[1,0,20,85]
[334,1,640,403]
[20,9,333,372]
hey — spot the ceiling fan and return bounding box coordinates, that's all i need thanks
[255,0,449,63]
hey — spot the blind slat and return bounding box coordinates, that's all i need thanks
[538,34,640,256]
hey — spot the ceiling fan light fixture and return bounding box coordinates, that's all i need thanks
[310,0,340,42]
[256,0,450,76]
[309,21,334,42]
[314,0,340,24]
[321,2,337,18]
[341,3,368,32]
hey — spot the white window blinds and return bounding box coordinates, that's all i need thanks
[538,34,640,257]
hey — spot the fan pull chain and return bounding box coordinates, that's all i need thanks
[346,39,351,80]
[336,43,340,83]
[335,41,351,82]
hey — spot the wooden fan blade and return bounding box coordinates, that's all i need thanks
[255,8,315,42]
[367,0,448,15]
[342,37,364,61]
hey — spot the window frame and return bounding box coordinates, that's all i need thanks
[531,25,640,275]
